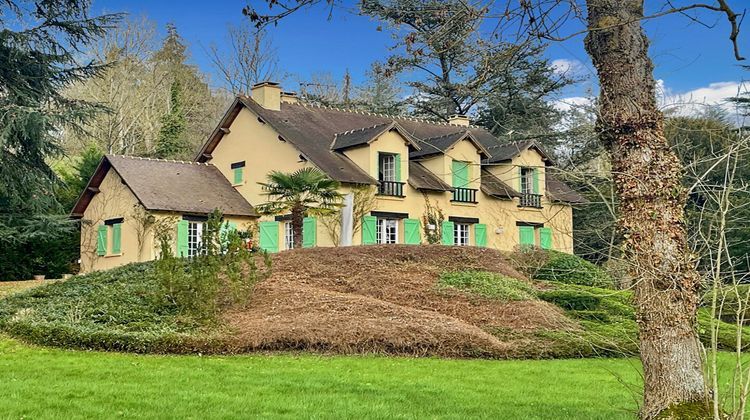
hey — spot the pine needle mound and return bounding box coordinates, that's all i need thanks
[221,245,575,357]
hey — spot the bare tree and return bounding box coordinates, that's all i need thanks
[206,24,281,95]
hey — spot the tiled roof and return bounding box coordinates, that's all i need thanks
[71,155,257,217]
[480,169,521,199]
[408,162,454,192]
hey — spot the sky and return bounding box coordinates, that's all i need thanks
[94,0,749,121]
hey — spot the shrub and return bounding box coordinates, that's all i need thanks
[534,251,613,288]
[537,289,601,311]
[438,270,536,301]
[701,284,750,324]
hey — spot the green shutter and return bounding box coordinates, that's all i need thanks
[403,218,421,245]
[176,220,189,257]
[233,167,244,185]
[96,225,107,256]
[441,221,455,245]
[540,227,553,250]
[532,168,540,194]
[111,223,122,254]
[474,224,487,247]
[259,221,279,253]
[452,160,469,188]
[519,226,535,247]
[395,154,402,182]
[303,217,317,248]
[361,216,377,245]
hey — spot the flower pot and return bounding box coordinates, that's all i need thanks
[33,274,45,281]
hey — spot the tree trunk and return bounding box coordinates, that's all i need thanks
[584,1,707,418]
[292,204,304,249]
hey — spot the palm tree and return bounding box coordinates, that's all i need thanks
[257,168,343,248]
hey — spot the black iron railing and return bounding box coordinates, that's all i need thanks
[378,181,405,197]
[519,193,543,208]
[452,187,478,203]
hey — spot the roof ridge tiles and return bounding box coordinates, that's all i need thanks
[114,154,208,165]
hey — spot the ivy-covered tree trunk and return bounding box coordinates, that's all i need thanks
[584,1,706,418]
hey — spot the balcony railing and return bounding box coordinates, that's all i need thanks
[378,180,405,197]
[519,193,543,208]
[452,187,478,203]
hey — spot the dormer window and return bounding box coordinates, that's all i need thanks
[520,167,535,194]
[519,167,542,208]
[377,152,404,197]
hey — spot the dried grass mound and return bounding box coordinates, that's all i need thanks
[222,245,574,358]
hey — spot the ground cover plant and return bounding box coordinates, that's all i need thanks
[1,245,748,358]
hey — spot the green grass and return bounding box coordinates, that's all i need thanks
[0,335,635,419]
[438,270,537,301]
[0,280,49,298]
[1,335,747,419]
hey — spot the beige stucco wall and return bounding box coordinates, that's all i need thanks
[206,108,575,254]
[209,108,313,200]
[80,169,256,273]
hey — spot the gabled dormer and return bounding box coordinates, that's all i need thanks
[332,122,421,198]
[410,129,490,204]
[483,140,554,209]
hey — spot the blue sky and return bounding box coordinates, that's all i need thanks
[94,0,748,113]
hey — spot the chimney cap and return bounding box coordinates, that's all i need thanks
[252,81,280,88]
[448,114,470,126]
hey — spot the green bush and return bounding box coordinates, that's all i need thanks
[533,251,614,288]
[537,289,602,311]
[701,284,750,324]
[0,212,272,353]
[438,270,536,301]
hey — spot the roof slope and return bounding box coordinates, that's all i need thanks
[480,170,521,199]
[546,173,588,204]
[71,155,257,217]
[198,98,509,184]
[408,162,454,192]
[195,97,581,205]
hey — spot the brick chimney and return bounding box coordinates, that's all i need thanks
[448,114,470,127]
[251,81,281,111]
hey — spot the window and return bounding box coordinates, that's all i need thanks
[379,153,396,182]
[187,221,204,257]
[284,221,294,250]
[520,167,534,194]
[376,218,398,244]
[454,223,470,246]
[231,161,245,185]
[97,218,123,256]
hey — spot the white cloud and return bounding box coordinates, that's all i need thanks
[552,96,592,112]
[551,58,586,77]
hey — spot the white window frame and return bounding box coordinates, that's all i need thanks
[376,218,398,244]
[379,153,396,182]
[454,223,470,246]
[187,221,204,257]
[284,221,294,250]
[520,167,534,194]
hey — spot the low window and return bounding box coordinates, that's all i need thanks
[187,221,204,257]
[284,221,294,250]
[454,223,470,246]
[97,218,123,256]
[376,218,398,244]
[231,161,246,185]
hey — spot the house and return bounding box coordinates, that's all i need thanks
[72,81,585,273]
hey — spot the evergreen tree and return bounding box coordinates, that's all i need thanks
[154,80,188,159]
[0,0,120,279]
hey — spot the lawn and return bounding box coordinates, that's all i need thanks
[0,335,744,419]
[0,280,49,298]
